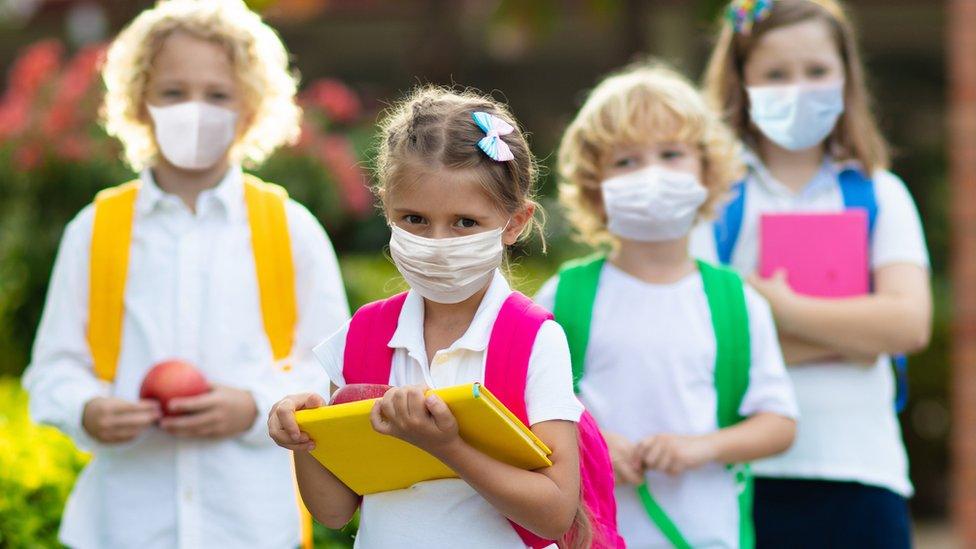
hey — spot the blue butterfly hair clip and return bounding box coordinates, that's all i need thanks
[472,111,515,162]
[726,0,774,35]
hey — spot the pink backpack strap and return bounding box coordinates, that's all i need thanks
[343,292,409,385]
[484,291,557,548]
[484,292,552,424]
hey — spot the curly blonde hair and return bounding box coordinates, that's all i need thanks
[557,63,744,247]
[101,0,301,170]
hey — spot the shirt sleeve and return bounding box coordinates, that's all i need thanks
[21,206,108,452]
[524,320,584,426]
[532,275,560,312]
[870,170,930,270]
[738,286,799,420]
[312,322,350,390]
[240,201,350,445]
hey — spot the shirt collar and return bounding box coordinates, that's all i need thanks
[386,270,513,363]
[135,166,245,220]
[743,148,839,198]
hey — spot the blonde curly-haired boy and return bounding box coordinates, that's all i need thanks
[23,1,348,547]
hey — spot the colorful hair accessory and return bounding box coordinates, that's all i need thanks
[472,111,515,162]
[726,0,774,35]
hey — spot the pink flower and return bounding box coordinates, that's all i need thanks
[302,79,362,123]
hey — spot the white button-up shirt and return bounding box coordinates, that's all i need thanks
[23,167,349,549]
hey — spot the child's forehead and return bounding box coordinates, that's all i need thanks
[150,31,235,79]
[387,165,500,214]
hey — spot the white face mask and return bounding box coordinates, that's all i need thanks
[747,80,845,151]
[601,165,707,242]
[148,102,238,170]
[388,224,506,304]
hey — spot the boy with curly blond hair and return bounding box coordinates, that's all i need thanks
[23,1,348,547]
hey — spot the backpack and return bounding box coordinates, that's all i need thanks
[713,168,908,413]
[553,256,754,549]
[342,290,626,548]
[88,174,313,549]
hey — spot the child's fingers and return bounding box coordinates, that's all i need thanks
[109,408,160,429]
[379,393,399,426]
[273,400,303,442]
[404,385,426,420]
[160,410,220,436]
[425,395,456,432]
[370,399,392,435]
[614,461,643,485]
[168,391,219,415]
[303,393,327,409]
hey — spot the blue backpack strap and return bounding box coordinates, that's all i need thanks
[713,180,748,266]
[838,167,909,413]
[838,168,878,236]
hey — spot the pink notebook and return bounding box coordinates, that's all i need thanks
[759,211,870,298]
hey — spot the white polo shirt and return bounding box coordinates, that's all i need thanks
[536,263,797,549]
[314,270,584,549]
[689,153,929,497]
[23,167,350,548]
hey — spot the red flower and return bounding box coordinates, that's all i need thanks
[302,78,362,123]
[14,141,44,171]
[319,135,371,215]
[7,39,63,99]
[0,95,31,142]
[42,43,106,137]
[56,134,93,161]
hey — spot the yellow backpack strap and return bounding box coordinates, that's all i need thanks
[242,175,313,549]
[242,174,298,369]
[88,180,141,382]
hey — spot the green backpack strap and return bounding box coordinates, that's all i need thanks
[552,253,606,394]
[698,259,754,549]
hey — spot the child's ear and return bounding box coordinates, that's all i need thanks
[502,202,535,246]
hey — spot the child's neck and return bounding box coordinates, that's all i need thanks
[151,158,232,214]
[758,137,826,194]
[421,283,491,366]
[610,237,695,285]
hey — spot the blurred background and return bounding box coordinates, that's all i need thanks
[0,0,950,547]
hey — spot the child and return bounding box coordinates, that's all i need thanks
[695,0,932,546]
[268,87,600,548]
[535,64,798,549]
[22,1,349,547]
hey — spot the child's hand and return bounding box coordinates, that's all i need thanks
[82,397,161,443]
[268,393,326,452]
[602,431,644,485]
[159,385,257,439]
[637,433,717,476]
[748,269,797,313]
[370,385,459,454]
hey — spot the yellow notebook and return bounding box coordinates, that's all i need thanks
[295,383,552,495]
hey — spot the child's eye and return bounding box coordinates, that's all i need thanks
[613,157,637,168]
[209,91,231,101]
[764,69,788,82]
[161,89,184,98]
[454,218,478,229]
[806,65,830,79]
[403,214,425,225]
[661,149,686,161]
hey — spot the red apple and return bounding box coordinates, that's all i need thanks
[329,383,392,405]
[139,359,211,416]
